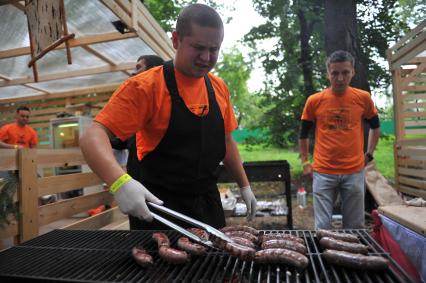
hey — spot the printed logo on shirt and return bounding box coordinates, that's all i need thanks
[188,104,209,116]
[325,108,351,131]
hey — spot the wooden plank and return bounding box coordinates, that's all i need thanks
[397,138,426,146]
[403,102,426,110]
[0,31,138,59]
[38,172,103,196]
[0,62,135,87]
[402,111,426,118]
[398,185,426,199]
[390,32,426,70]
[404,85,426,92]
[401,62,426,87]
[62,206,126,230]
[401,93,426,101]
[378,205,426,236]
[405,128,426,135]
[0,83,119,103]
[35,148,86,168]
[18,149,39,242]
[396,148,426,157]
[38,191,114,226]
[0,149,18,170]
[388,19,426,52]
[398,167,426,178]
[27,122,49,129]
[405,120,426,127]
[398,176,426,190]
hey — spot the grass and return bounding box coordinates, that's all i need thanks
[238,135,396,180]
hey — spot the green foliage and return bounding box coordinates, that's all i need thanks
[214,48,263,128]
[143,0,234,33]
[0,174,19,228]
[242,0,417,148]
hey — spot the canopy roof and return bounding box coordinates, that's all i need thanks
[0,0,174,103]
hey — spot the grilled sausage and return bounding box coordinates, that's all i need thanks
[230,236,256,249]
[261,239,307,254]
[132,246,153,267]
[187,228,209,240]
[177,237,207,256]
[158,246,190,264]
[259,233,305,245]
[152,232,170,247]
[224,231,258,243]
[255,248,309,269]
[221,225,259,236]
[223,241,256,261]
[322,249,389,270]
[320,237,368,254]
[316,229,360,243]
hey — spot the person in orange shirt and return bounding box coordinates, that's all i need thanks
[0,106,38,149]
[299,50,380,229]
[80,4,257,230]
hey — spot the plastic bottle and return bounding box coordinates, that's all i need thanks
[297,187,307,208]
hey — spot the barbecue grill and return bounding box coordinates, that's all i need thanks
[0,229,414,283]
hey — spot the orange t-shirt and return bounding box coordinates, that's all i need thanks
[0,123,38,148]
[301,87,378,174]
[95,65,238,160]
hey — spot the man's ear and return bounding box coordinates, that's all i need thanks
[171,31,180,49]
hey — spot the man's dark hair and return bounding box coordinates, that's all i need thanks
[137,55,164,69]
[326,50,355,71]
[16,106,30,112]
[176,3,223,37]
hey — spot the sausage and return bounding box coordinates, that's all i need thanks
[223,241,256,261]
[131,246,153,267]
[316,229,360,243]
[177,237,207,256]
[255,248,309,269]
[224,231,258,243]
[152,232,170,247]
[259,233,305,245]
[158,246,190,264]
[221,225,259,236]
[322,249,389,270]
[187,228,209,240]
[230,236,256,249]
[320,237,368,254]
[261,239,307,254]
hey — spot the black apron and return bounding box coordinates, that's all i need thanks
[129,61,226,230]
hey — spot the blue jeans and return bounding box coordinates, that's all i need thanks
[313,170,365,229]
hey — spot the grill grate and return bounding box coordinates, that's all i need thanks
[0,229,414,283]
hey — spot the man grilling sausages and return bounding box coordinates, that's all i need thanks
[80,4,257,229]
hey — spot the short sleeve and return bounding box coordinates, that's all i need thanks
[0,125,8,142]
[301,96,315,121]
[363,94,378,119]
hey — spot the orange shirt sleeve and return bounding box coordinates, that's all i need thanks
[95,78,153,141]
[363,93,378,119]
[29,128,38,146]
[0,125,8,142]
[301,95,316,121]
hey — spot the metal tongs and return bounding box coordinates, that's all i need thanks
[147,202,235,249]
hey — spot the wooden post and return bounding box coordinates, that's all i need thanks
[18,149,39,242]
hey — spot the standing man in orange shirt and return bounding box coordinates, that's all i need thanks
[0,106,38,149]
[80,4,257,230]
[299,50,380,229]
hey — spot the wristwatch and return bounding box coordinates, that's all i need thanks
[365,152,374,162]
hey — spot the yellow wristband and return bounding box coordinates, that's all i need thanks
[110,173,132,194]
[302,161,310,167]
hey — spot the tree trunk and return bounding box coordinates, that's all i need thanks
[324,0,370,92]
[297,9,315,98]
[324,0,371,154]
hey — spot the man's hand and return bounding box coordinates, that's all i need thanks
[114,179,163,221]
[302,162,313,177]
[240,186,257,221]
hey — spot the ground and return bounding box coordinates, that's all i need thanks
[223,178,373,231]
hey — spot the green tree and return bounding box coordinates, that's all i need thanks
[214,47,262,128]
[244,0,415,147]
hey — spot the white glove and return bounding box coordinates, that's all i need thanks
[240,186,257,221]
[114,179,163,221]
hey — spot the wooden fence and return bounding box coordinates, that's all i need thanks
[0,148,126,249]
[387,19,426,199]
